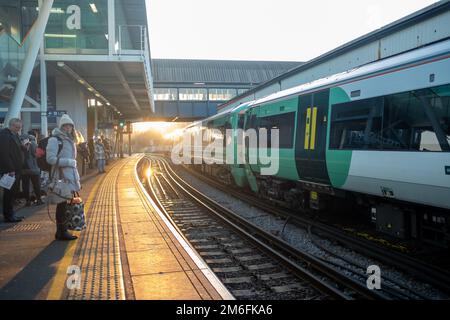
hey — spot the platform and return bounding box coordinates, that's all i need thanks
[0,155,232,300]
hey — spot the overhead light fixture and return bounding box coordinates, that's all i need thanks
[89,3,98,13]
[57,62,65,67]
[50,8,65,14]
[87,87,94,92]
[194,82,205,85]
[78,79,85,84]
[45,33,76,38]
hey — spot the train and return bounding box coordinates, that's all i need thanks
[178,39,450,247]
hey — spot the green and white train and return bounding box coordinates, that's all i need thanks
[183,39,450,247]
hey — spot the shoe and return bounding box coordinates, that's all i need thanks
[25,200,32,207]
[35,199,44,206]
[55,230,78,241]
[4,216,24,223]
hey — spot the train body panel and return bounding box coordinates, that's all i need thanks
[326,87,353,188]
[343,151,450,209]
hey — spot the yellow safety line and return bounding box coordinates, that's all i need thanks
[46,173,104,300]
[310,107,318,150]
[304,107,311,150]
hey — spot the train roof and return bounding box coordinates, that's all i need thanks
[188,38,450,128]
[252,38,450,107]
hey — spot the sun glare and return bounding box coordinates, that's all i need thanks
[132,122,174,133]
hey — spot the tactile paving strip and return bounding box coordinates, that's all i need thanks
[66,161,129,300]
[1,223,41,233]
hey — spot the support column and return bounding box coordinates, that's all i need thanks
[4,0,54,127]
[128,131,131,156]
[21,111,32,134]
[39,0,48,137]
[94,101,98,136]
[108,0,116,56]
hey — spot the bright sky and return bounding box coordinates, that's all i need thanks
[147,0,439,62]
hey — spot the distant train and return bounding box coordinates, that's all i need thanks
[180,39,450,247]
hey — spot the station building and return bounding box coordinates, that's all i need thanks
[1,0,154,141]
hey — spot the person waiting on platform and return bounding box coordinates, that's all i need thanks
[46,114,81,241]
[94,137,106,174]
[20,132,43,206]
[100,135,111,164]
[0,118,25,223]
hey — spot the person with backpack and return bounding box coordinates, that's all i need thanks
[20,132,43,206]
[94,137,106,174]
[0,118,25,223]
[46,114,81,241]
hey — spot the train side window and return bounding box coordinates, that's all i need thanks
[383,85,450,152]
[330,98,383,150]
[244,113,257,149]
[330,84,450,152]
[238,115,245,129]
[258,112,295,149]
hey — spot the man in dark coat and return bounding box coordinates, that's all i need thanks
[0,118,25,222]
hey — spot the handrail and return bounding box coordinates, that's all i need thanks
[116,24,155,112]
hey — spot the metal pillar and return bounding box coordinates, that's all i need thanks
[94,101,99,135]
[39,0,48,137]
[4,0,54,127]
[108,0,116,56]
[128,131,131,156]
[119,129,124,158]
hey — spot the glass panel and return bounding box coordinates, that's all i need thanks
[44,0,108,54]
[383,86,450,151]
[258,112,295,149]
[208,88,237,101]
[330,98,383,150]
[179,88,207,101]
[153,88,178,101]
[238,88,249,95]
[0,1,22,44]
[115,1,142,51]
[330,84,450,152]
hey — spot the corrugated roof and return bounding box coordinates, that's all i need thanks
[151,59,302,84]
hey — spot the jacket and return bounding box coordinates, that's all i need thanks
[22,135,40,176]
[94,142,106,160]
[0,128,25,175]
[46,128,81,192]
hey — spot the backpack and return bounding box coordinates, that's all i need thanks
[36,136,63,172]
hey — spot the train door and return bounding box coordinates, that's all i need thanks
[296,90,331,184]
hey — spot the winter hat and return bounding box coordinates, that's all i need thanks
[59,114,75,128]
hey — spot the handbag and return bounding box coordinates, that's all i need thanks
[47,157,73,204]
[64,194,86,231]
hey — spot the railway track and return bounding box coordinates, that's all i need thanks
[139,156,402,300]
[155,156,450,297]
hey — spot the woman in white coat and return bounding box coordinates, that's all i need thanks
[46,114,81,241]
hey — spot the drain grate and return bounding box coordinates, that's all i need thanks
[1,223,41,233]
